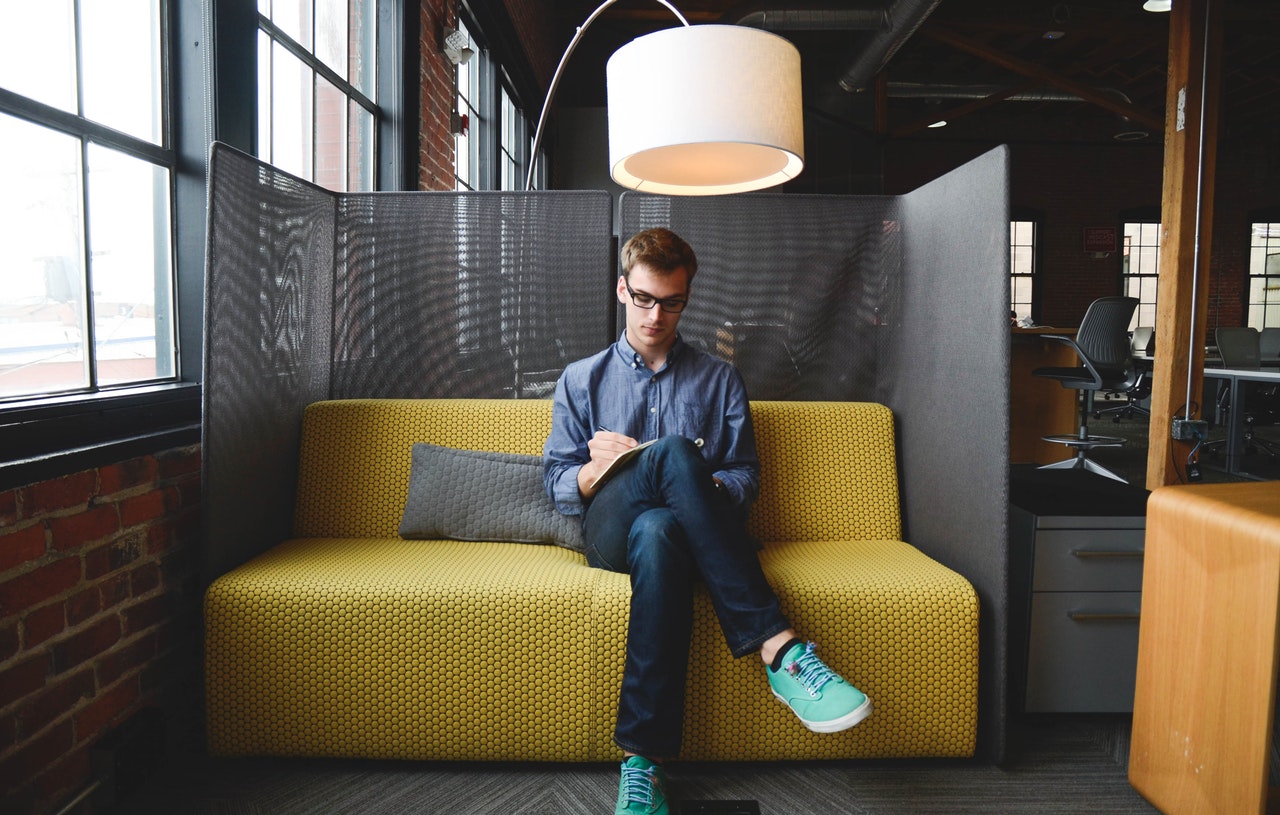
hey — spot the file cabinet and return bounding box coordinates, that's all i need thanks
[1009,469,1148,713]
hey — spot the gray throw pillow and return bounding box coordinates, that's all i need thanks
[398,443,585,553]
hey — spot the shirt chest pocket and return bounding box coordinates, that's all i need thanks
[675,399,720,455]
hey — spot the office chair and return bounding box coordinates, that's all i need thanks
[1032,296,1140,482]
[1095,326,1154,422]
[1204,326,1280,461]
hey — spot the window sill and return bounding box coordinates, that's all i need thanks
[0,383,202,491]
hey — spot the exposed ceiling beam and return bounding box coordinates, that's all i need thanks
[923,26,1166,131]
[889,80,1041,138]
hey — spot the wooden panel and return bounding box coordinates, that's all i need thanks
[1010,328,1080,464]
[1129,482,1280,814]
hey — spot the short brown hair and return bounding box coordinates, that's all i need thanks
[620,228,698,282]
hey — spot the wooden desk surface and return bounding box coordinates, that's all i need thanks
[1129,482,1280,815]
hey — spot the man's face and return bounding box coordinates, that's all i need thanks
[617,262,689,361]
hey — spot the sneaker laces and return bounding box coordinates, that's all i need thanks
[786,642,837,695]
[620,763,660,807]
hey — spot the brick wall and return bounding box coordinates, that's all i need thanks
[0,446,201,815]
[419,0,455,191]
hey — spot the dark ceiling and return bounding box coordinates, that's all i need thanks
[553,0,1280,147]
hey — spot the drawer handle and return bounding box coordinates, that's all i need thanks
[1067,611,1141,622]
[1070,549,1144,560]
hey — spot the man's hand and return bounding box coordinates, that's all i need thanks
[578,429,638,499]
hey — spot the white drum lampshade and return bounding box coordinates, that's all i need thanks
[607,25,805,196]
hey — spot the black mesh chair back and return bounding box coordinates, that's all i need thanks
[1074,296,1141,379]
[1217,326,1262,370]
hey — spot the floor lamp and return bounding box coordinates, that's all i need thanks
[525,0,805,195]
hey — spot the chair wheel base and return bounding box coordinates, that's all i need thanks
[1041,433,1126,451]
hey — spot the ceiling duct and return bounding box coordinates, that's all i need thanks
[887,82,1135,106]
[726,0,945,94]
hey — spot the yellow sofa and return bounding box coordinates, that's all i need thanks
[204,398,979,761]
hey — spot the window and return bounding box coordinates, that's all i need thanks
[450,14,539,191]
[1247,222,1280,329]
[1123,221,1162,330]
[1,1,415,487]
[257,0,377,192]
[1010,220,1036,324]
[0,1,176,404]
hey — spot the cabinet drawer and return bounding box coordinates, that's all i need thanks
[1024,591,1141,713]
[1032,529,1144,592]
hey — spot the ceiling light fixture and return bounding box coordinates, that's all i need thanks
[526,0,805,196]
[928,120,948,128]
[1142,0,1172,12]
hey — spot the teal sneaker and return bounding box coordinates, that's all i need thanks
[767,641,872,733]
[614,755,669,815]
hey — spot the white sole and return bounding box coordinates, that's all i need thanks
[774,692,873,733]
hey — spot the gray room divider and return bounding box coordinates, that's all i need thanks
[203,142,1010,760]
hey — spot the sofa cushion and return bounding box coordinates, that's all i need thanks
[399,443,585,552]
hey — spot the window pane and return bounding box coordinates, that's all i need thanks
[0,114,88,398]
[315,0,348,78]
[272,0,313,50]
[349,100,374,192]
[258,30,273,163]
[81,0,164,144]
[314,75,347,190]
[0,1,76,114]
[350,0,376,96]
[86,144,175,385]
[272,42,314,181]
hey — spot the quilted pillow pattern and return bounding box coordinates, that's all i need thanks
[398,443,585,552]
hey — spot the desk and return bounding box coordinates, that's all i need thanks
[1011,328,1080,464]
[1129,481,1280,815]
[1201,367,1280,476]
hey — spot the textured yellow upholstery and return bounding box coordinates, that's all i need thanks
[205,399,979,761]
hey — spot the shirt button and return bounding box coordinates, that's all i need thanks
[650,407,656,414]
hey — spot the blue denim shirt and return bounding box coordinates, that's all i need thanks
[543,333,761,516]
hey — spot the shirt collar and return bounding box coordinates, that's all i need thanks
[614,332,685,371]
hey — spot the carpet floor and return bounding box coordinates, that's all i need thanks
[115,715,1157,815]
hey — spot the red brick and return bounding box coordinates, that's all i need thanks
[0,720,72,793]
[0,655,49,709]
[122,595,169,636]
[0,489,17,526]
[0,557,81,618]
[119,490,167,528]
[23,601,65,648]
[130,562,161,596]
[66,587,101,626]
[98,456,159,496]
[32,744,91,809]
[98,574,130,610]
[26,472,96,516]
[51,617,121,675]
[97,633,157,686]
[48,504,120,551]
[0,621,17,662]
[19,669,94,738]
[0,523,47,572]
[0,713,15,750]
[84,533,145,580]
[73,678,138,743]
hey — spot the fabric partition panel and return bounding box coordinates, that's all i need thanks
[202,143,614,581]
[892,145,1011,762]
[329,191,615,400]
[202,143,337,583]
[618,193,901,403]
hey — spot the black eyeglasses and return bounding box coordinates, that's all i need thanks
[625,281,688,313]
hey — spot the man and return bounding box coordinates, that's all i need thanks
[543,228,871,815]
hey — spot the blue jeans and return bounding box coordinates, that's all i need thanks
[582,436,791,758]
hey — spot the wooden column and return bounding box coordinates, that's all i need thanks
[1146,0,1223,489]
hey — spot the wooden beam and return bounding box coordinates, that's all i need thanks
[1146,0,1223,489]
[889,80,1039,138]
[922,27,1166,131]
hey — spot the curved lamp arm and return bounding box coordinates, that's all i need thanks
[525,0,690,191]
